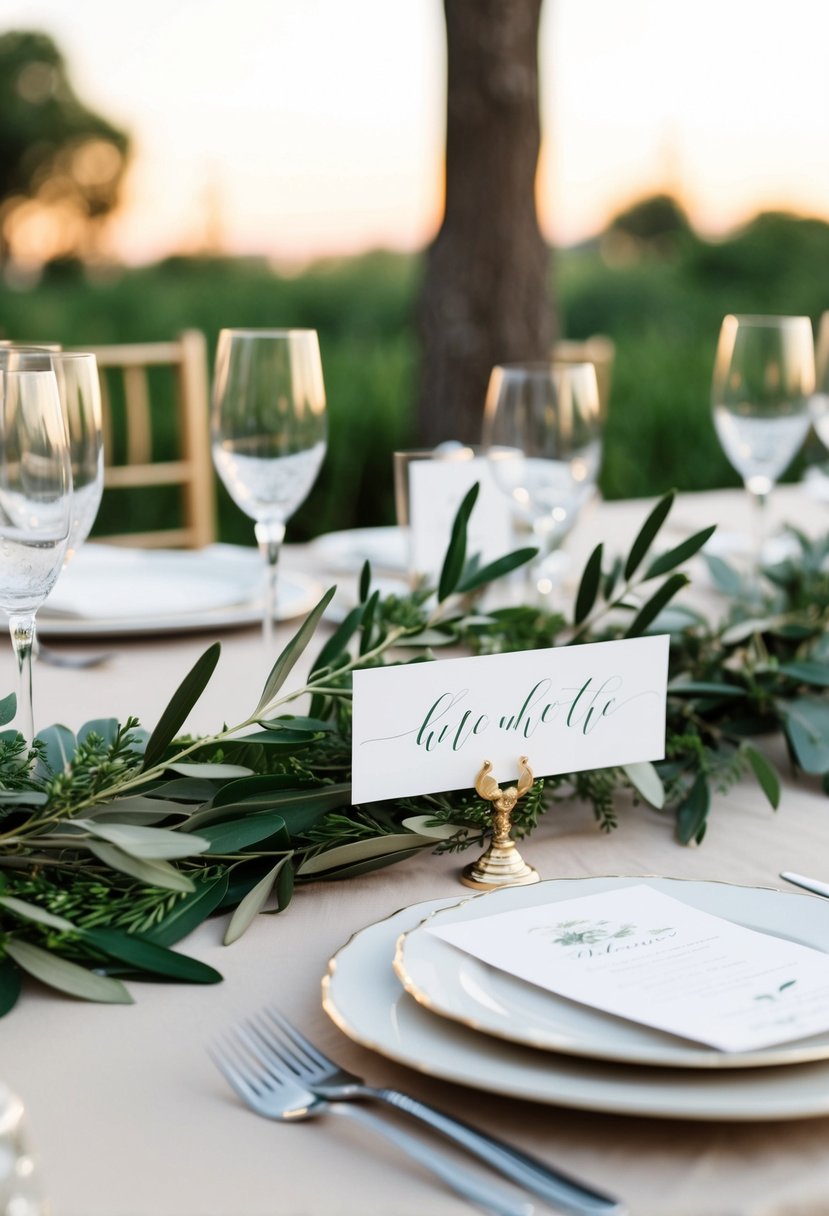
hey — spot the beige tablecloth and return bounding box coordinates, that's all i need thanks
[2,486,828,1216]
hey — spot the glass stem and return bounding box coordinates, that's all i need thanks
[525,522,558,605]
[9,613,35,749]
[751,488,769,588]
[255,521,286,652]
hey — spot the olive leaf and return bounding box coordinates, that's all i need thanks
[624,490,675,580]
[310,604,365,676]
[85,841,195,893]
[438,483,479,602]
[142,874,229,948]
[624,573,688,637]
[142,643,221,770]
[254,587,337,716]
[297,832,433,877]
[741,744,781,809]
[5,939,133,1004]
[456,547,537,595]
[359,559,371,604]
[0,895,75,932]
[676,773,710,845]
[0,957,21,1018]
[359,589,381,656]
[75,820,210,860]
[81,927,222,985]
[644,525,716,579]
[573,542,603,626]
[223,855,294,945]
[197,813,290,854]
[622,761,665,809]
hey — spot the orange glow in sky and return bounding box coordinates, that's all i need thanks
[2,0,829,265]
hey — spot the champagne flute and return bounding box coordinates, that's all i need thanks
[711,315,814,579]
[211,329,327,649]
[483,362,602,601]
[0,365,72,744]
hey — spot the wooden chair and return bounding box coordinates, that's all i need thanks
[79,329,216,548]
[552,334,615,417]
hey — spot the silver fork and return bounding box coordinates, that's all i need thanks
[244,1006,625,1216]
[36,642,114,670]
[209,1028,532,1216]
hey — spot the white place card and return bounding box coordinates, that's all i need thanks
[408,456,514,578]
[351,634,669,803]
[428,884,829,1053]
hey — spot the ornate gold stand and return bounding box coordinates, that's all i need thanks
[460,756,540,890]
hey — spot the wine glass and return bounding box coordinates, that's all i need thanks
[711,315,814,579]
[0,364,72,744]
[211,329,327,649]
[0,350,104,565]
[483,361,603,601]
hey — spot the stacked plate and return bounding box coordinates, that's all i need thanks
[38,543,322,638]
[322,876,829,1121]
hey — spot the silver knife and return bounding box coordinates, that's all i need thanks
[780,872,829,899]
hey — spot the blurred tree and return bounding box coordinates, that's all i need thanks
[417,0,556,445]
[602,192,696,262]
[0,30,130,266]
[608,193,693,244]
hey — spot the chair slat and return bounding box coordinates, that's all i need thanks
[75,329,215,548]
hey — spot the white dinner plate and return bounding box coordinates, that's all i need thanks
[394,878,829,1070]
[323,877,829,1121]
[309,526,408,573]
[37,544,322,637]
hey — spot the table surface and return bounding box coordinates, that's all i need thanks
[2,485,829,1216]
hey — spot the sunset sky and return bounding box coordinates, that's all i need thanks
[2,0,828,265]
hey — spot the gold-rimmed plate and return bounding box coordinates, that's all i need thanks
[323,878,829,1120]
[393,877,829,1070]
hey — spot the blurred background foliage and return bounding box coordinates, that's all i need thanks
[0,30,129,264]
[2,204,828,544]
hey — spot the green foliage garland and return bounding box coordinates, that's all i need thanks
[0,488,827,1014]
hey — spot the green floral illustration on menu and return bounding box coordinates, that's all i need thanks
[0,486,828,1013]
[754,980,798,1002]
[530,918,638,947]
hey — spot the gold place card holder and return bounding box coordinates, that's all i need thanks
[461,756,541,890]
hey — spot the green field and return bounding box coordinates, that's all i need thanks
[1,208,827,545]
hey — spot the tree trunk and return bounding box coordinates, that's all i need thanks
[417,0,556,446]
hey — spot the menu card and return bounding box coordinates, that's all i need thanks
[427,884,829,1052]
